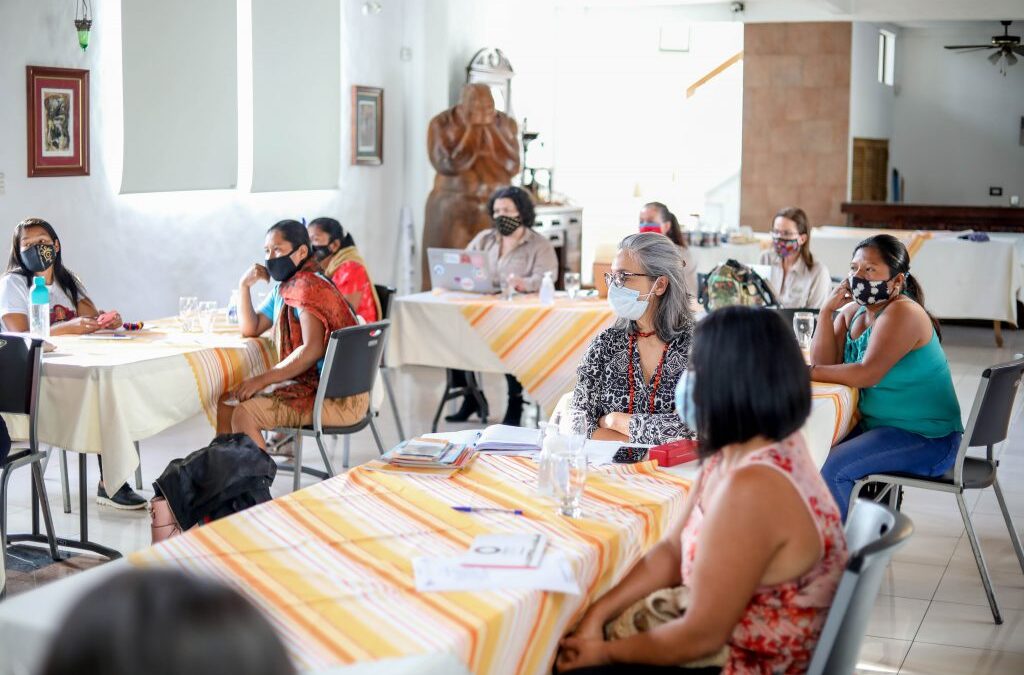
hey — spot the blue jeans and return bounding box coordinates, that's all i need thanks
[821,424,961,520]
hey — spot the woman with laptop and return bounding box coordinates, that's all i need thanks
[445,185,558,427]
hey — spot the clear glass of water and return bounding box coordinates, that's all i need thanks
[552,448,587,518]
[178,296,198,332]
[793,311,816,350]
[564,272,581,300]
[198,300,218,334]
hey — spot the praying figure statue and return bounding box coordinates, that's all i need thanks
[421,83,520,289]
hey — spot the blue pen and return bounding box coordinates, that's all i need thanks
[452,506,523,516]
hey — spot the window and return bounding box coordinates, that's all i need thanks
[877,29,896,86]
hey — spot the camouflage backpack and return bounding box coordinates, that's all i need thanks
[698,259,779,311]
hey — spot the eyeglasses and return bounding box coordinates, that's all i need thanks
[604,271,653,288]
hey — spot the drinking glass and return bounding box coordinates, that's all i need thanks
[558,409,588,454]
[178,296,198,332]
[793,311,816,350]
[564,272,582,300]
[552,448,587,518]
[198,300,218,334]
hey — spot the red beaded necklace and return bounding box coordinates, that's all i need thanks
[627,330,671,414]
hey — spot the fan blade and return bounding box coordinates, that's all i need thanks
[1014,46,1024,56]
[1008,51,1018,66]
[989,50,1003,64]
[944,44,995,49]
[946,47,994,53]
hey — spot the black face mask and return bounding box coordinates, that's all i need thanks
[313,245,333,261]
[20,243,56,273]
[494,215,522,236]
[266,250,301,283]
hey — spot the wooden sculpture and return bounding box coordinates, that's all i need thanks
[421,83,519,289]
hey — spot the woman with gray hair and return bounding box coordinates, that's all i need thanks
[570,233,695,444]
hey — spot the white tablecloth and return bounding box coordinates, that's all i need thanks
[810,226,1021,324]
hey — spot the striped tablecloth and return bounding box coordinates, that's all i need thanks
[389,291,614,413]
[1,317,275,493]
[130,455,690,675]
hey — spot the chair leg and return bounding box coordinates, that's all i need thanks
[382,368,406,440]
[343,436,351,470]
[292,430,303,493]
[369,418,386,457]
[0,466,12,548]
[134,441,143,490]
[992,478,1024,575]
[59,449,71,514]
[957,491,1003,624]
[31,461,59,561]
[431,381,453,434]
[315,433,336,478]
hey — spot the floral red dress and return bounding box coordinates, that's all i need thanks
[681,433,847,674]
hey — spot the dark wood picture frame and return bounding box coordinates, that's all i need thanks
[26,66,90,177]
[351,85,383,166]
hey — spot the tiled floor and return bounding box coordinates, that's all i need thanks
[4,324,1024,671]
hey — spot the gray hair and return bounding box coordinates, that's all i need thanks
[615,232,694,341]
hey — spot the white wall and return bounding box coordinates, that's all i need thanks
[847,21,898,198]
[0,0,435,321]
[890,23,1024,206]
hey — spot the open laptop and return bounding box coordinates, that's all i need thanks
[427,248,501,293]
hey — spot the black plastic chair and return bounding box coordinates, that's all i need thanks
[807,500,914,674]
[0,334,59,592]
[851,356,1024,624]
[275,321,389,491]
[373,284,405,441]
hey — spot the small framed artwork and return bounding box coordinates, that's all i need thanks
[352,85,383,166]
[26,66,90,177]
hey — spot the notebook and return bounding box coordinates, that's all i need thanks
[475,425,543,453]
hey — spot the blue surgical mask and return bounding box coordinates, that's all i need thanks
[607,283,653,321]
[675,371,698,432]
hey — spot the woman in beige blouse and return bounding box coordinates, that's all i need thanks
[759,206,831,309]
[445,186,558,427]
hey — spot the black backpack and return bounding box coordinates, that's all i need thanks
[154,433,277,531]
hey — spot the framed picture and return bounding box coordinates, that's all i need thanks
[352,85,383,166]
[26,66,90,177]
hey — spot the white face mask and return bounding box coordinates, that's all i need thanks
[608,283,654,321]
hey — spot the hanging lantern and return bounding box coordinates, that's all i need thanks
[74,0,92,51]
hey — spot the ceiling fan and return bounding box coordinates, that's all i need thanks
[944,20,1023,75]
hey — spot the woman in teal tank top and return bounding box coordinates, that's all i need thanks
[808,234,962,519]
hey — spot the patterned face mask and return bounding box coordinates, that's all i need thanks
[20,243,56,273]
[772,237,801,259]
[494,215,522,236]
[848,274,894,306]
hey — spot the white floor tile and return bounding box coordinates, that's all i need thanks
[892,533,961,568]
[933,564,1024,611]
[899,642,1024,675]
[878,562,946,601]
[916,601,1024,654]
[855,636,911,674]
[866,596,930,641]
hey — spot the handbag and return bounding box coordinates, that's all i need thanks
[149,495,182,544]
[604,586,729,668]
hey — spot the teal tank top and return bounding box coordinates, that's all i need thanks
[844,306,963,438]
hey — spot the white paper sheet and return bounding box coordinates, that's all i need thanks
[413,551,579,594]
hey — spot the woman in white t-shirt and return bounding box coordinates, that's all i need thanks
[759,206,832,310]
[1,218,145,509]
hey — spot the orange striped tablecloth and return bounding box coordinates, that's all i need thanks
[457,296,614,414]
[129,455,690,675]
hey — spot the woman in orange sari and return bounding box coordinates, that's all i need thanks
[217,220,367,449]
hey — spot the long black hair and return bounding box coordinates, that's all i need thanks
[853,234,941,339]
[644,201,686,248]
[6,218,86,306]
[690,306,811,459]
[308,216,355,249]
[487,186,536,227]
[39,568,295,675]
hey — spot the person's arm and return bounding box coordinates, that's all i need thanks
[811,301,926,389]
[238,264,272,338]
[810,280,855,367]
[559,466,815,670]
[516,238,559,293]
[3,311,100,335]
[570,333,610,439]
[234,311,326,401]
[626,412,693,444]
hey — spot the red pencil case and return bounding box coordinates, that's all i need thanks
[649,439,700,467]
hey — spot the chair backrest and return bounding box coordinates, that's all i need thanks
[807,500,914,675]
[0,334,42,416]
[966,357,1024,449]
[313,321,390,425]
[373,284,395,321]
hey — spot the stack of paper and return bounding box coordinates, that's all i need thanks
[381,437,475,471]
[462,533,547,569]
[475,425,542,453]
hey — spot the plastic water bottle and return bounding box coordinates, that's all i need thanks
[539,271,556,306]
[226,289,240,325]
[29,277,50,338]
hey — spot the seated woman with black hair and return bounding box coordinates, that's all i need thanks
[307,217,381,324]
[557,307,847,674]
[811,234,962,520]
[218,220,367,449]
[0,218,144,510]
[445,185,558,427]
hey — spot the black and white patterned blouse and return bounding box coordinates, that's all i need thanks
[569,324,695,445]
